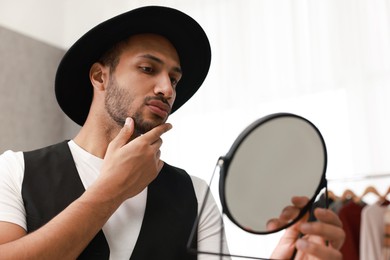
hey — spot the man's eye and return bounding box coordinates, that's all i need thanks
[140,66,153,73]
[171,78,179,88]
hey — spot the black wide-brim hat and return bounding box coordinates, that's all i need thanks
[55,6,211,126]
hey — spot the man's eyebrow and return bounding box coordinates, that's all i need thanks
[139,54,182,74]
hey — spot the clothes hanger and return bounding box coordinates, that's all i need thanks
[341,189,359,203]
[385,187,390,199]
[382,187,390,206]
[358,185,385,204]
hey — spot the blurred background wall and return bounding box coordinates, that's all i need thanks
[0,26,79,152]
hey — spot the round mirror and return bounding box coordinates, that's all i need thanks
[219,113,327,234]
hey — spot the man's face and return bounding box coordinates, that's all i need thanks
[104,34,182,135]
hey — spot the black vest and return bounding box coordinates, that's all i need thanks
[22,141,198,259]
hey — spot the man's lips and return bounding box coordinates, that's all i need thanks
[146,99,171,118]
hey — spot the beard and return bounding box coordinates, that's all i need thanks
[104,75,163,135]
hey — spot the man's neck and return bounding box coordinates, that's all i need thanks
[73,120,118,159]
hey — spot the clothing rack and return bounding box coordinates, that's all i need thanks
[325,173,390,204]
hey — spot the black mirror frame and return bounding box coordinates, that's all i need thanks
[218,112,328,235]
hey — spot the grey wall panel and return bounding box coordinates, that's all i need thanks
[0,26,80,153]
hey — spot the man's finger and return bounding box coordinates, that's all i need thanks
[291,196,310,208]
[141,123,173,144]
[266,218,282,231]
[296,238,342,259]
[314,208,343,228]
[298,209,345,250]
[109,117,135,149]
[279,205,300,223]
[313,208,345,249]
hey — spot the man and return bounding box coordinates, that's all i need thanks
[0,6,344,259]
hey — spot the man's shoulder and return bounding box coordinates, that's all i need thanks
[0,141,69,172]
[160,162,209,194]
[162,162,188,175]
[159,162,191,185]
[0,149,24,169]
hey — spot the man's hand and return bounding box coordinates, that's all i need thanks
[93,117,172,202]
[270,196,345,260]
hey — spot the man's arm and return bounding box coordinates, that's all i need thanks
[0,118,172,259]
[0,186,122,259]
[0,222,26,244]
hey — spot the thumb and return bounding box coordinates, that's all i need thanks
[110,117,134,149]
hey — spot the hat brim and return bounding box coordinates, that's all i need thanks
[55,6,211,126]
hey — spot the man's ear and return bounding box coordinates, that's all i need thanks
[90,62,109,91]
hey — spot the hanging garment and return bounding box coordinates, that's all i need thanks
[360,203,387,260]
[382,207,390,260]
[338,200,365,260]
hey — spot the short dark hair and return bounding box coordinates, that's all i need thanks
[98,38,130,71]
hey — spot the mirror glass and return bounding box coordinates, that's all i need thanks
[219,113,327,234]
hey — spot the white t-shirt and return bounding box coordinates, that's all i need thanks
[0,141,230,259]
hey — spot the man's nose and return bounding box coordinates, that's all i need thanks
[154,73,174,99]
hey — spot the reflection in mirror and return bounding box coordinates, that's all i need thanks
[220,113,327,234]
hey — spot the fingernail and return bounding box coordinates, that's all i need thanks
[296,239,309,250]
[125,117,132,126]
